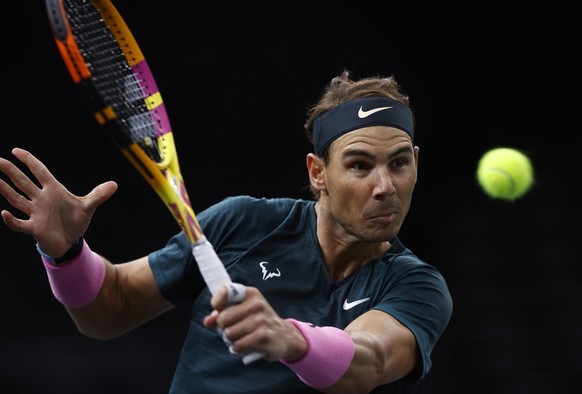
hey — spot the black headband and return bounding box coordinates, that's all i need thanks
[312,96,414,155]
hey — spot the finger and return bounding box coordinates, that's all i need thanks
[213,283,246,320]
[1,210,32,234]
[202,310,219,329]
[12,148,59,188]
[210,285,229,311]
[84,181,118,211]
[0,178,32,216]
[0,155,42,200]
[224,321,267,363]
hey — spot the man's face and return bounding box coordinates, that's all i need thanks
[320,126,418,243]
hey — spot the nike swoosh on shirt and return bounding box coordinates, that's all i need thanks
[343,297,371,310]
[357,106,393,118]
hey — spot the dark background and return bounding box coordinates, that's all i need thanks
[1,2,581,393]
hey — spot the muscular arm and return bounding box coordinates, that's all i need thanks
[204,286,418,393]
[65,255,174,340]
[323,310,418,393]
[0,148,174,340]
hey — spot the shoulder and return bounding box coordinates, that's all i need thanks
[200,195,314,223]
[209,195,309,210]
[385,238,443,276]
[377,237,452,317]
[197,196,316,244]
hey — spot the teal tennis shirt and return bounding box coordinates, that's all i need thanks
[149,196,452,393]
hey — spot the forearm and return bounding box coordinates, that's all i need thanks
[40,241,173,340]
[63,260,125,340]
[65,259,174,340]
[320,330,418,393]
[282,311,418,393]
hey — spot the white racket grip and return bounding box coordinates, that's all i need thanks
[192,239,232,296]
[192,240,265,364]
[225,282,246,304]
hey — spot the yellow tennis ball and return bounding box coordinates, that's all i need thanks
[476,147,534,201]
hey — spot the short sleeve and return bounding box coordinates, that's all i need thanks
[148,232,205,304]
[374,256,453,378]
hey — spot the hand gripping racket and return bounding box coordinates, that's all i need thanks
[45,0,262,364]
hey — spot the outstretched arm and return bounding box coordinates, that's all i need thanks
[0,148,173,339]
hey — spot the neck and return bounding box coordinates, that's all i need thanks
[315,203,391,281]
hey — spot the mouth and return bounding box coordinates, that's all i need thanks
[367,211,398,223]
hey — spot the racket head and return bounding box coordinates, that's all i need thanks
[45,0,203,243]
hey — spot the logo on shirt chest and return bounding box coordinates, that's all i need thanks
[259,261,281,280]
[342,297,370,310]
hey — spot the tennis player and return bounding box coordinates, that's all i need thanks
[0,70,452,393]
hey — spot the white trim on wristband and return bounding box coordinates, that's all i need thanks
[41,239,106,308]
[280,318,355,388]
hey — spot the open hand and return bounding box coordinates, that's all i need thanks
[0,148,118,257]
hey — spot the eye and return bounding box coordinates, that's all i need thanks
[390,157,411,170]
[352,161,373,171]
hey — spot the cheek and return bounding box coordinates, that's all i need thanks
[393,170,417,189]
[331,179,368,208]
[326,175,361,197]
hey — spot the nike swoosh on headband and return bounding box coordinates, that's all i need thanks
[342,297,371,310]
[312,97,414,155]
[357,106,393,119]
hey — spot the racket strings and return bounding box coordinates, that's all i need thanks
[63,0,164,163]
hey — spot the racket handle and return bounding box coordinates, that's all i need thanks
[192,242,265,364]
[192,238,232,296]
[242,351,265,365]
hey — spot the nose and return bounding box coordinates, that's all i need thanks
[372,168,396,198]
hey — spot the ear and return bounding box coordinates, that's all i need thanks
[413,146,420,183]
[306,153,326,192]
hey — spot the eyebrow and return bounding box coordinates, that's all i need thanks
[341,145,413,160]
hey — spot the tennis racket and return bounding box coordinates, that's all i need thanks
[44,0,262,364]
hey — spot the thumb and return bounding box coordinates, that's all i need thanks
[85,181,118,210]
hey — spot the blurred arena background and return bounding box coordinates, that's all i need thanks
[1,2,580,393]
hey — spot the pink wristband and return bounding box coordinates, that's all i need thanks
[280,318,355,389]
[41,239,106,308]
